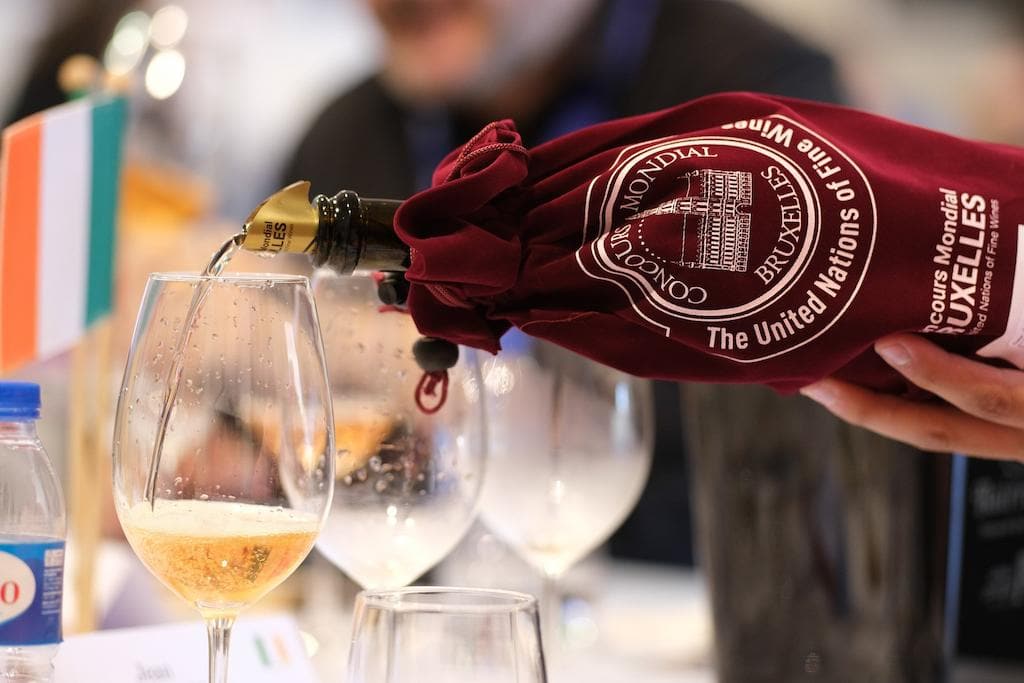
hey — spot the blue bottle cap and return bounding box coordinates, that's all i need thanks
[0,382,41,419]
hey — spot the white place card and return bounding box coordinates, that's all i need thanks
[54,614,319,682]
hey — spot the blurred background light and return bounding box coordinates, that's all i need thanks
[150,5,188,49]
[104,10,151,77]
[144,48,185,100]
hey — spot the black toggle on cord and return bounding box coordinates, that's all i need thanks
[411,336,459,414]
[374,272,459,414]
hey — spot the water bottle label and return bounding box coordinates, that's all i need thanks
[0,541,64,646]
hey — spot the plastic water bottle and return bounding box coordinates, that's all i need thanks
[0,383,65,682]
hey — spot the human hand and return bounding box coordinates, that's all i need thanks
[800,333,1024,461]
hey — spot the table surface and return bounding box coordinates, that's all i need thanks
[558,560,714,683]
[76,541,716,682]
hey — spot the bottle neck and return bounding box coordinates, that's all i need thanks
[0,419,39,443]
[239,183,408,274]
[311,192,408,274]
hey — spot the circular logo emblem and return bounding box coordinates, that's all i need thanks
[577,117,876,362]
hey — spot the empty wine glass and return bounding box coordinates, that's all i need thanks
[347,587,547,683]
[311,273,486,589]
[113,273,334,683]
[477,332,653,650]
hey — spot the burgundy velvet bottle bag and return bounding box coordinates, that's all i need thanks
[394,92,1024,393]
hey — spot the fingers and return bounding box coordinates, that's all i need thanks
[874,333,1024,430]
[800,378,1024,461]
[799,334,1024,460]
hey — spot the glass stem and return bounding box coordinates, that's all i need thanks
[540,575,562,667]
[207,616,236,683]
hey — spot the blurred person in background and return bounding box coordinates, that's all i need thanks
[284,0,843,567]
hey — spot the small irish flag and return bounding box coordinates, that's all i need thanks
[0,96,126,373]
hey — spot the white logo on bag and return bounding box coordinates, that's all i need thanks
[584,136,821,321]
[576,115,878,363]
[630,169,753,272]
[0,551,36,625]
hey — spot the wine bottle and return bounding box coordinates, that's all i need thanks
[240,181,407,274]
[241,182,459,405]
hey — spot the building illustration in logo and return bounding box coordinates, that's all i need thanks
[630,169,752,272]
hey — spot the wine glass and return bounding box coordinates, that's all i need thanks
[348,587,547,683]
[476,332,653,649]
[311,273,485,589]
[113,273,334,683]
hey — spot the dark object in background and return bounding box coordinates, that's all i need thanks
[610,380,693,565]
[685,384,947,683]
[947,458,1024,682]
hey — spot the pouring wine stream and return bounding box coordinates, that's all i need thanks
[142,233,245,507]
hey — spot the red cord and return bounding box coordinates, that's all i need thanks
[415,370,450,414]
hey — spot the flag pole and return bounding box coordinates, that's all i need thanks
[67,316,112,634]
[67,331,95,633]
